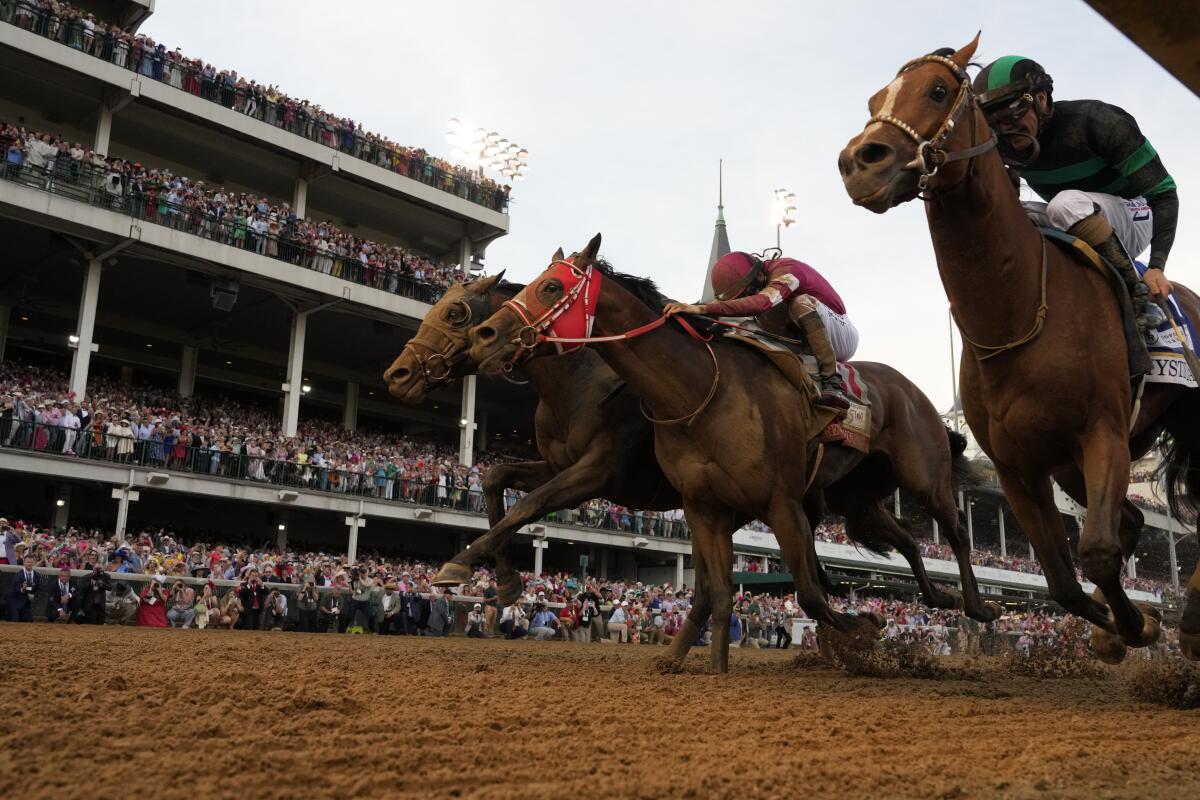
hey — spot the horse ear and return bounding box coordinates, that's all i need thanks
[951,32,980,69]
[577,233,602,265]
[552,247,565,263]
[470,270,505,294]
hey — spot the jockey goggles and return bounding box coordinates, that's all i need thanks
[985,92,1036,125]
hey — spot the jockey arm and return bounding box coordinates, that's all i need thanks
[702,273,798,317]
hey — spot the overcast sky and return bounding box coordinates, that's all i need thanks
[144,0,1199,409]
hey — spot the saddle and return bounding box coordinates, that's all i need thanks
[717,326,872,452]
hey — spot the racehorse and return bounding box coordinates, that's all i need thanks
[384,276,1000,623]
[838,34,1200,660]
[467,234,936,672]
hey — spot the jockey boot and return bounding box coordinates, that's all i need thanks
[1069,211,1166,343]
[795,310,851,412]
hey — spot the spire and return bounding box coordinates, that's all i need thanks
[701,159,730,303]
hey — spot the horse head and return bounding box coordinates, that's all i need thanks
[470,236,601,377]
[838,34,992,212]
[382,271,506,403]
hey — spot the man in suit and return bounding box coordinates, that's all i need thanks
[8,556,40,622]
[80,565,111,625]
[376,580,403,635]
[237,569,268,630]
[319,585,349,633]
[47,567,75,623]
[428,588,454,636]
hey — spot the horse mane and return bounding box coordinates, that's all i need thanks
[591,259,674,311]
[494,280,525,298]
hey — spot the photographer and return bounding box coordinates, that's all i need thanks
[465,602,489,638]
[296,580,319,633]
[263,587,288,631]
[136,579,169,627]
[6,556,40,622]
[80,564,111,625]
[528,601,560,641]
[348,567,375,633]
[47,567,75,623]
[376,579,402,635]
[214,588,242,630]
[108,583,140,625]
[166,579,195,628]
[319,585,348,633]
[498,600,528,640]
[195,581,219,629]
[237,568,268,630]
[428,587,453,636]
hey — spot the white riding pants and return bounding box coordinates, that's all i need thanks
[1022,189,1152,261]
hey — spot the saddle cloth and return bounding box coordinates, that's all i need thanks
[1042,228,1197,387]
[720,328,872,452]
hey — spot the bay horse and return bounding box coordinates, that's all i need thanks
[466,234,911,672]
[838,35,1200,661]
[384,276,1000,624]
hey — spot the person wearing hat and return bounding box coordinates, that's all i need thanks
[428,587,454,636]
[465,602,489,638]
[972,55,1175,345]
[376,579,403,635]
[0,518,20,565]
[529,600,560,641]
[606,600,630,644]
[664,250,857,412]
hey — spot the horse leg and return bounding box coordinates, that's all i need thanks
[767,491,881,642]
[1182,565,1200,660]
[1053,465,1144,560]
[431,460,589,598]
[1076,427,1161,653]
[479,460,557,599]
[661,535,712,671]
[685,504,736,674]
[994,465,1115,630]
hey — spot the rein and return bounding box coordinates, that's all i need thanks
[954,237,1049,361]
[866,54,997,192]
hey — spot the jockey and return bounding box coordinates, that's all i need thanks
[664,252,858,410]
[973,56,1176,341]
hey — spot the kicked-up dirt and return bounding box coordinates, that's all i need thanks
[1,624,1198,800]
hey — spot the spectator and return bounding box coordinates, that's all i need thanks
[46,566,75,623]
[263,587,288,630]
[498,601,528,639]
[79,564,110,625]
[319,585,347,633]
[7,555,39,621]
[528,602,560,641]
[165,578,195,628]
[194,581,218,629]
[428,588,453,636]
[377,580,402,635]
[237,568,268,629]
[296,580,319,632]
[465,602,489,638]
[607,600,630,644]
[136,579,169,627]
[348,568,375,632]
[109,582,140,625]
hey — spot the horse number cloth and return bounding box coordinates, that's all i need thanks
[1138,260,1198,388]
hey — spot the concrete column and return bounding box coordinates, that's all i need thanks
[1029,541,1035,560]
[342,381,359,432]
[533,538,548,576]
[52,486,71,530]
[111,482,139,542]
[177,345,198,398]
[69,258,102,402]
[458,236,472,271]
[1167,520,1180,592]
[281,311,308,437]
[676,553,684,588]
[998,508,1007,557]
[292,175,308,219]
[458,374,478,467]
[1127,554,1138,579]
[966,499,974,551]
[0,304,10,363]
[932,519,939,545]
[94,102,113,156]
[345,514,365,565]
[599,547,609,580]
[893,489,901,517]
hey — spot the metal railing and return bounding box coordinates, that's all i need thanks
[0,0,509,213]
[0,419,693,540]
[0,159,454,305]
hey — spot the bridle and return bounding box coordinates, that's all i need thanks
[866,53,996,192]
[398,291,491,387]
[496,256,721,427]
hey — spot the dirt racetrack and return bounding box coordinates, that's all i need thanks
[2,624,1198,800]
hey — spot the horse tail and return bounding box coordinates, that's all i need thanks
[1156,432,1200,524]
[946,426,981,488]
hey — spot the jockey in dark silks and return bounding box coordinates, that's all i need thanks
[665,252,858,411]
[974,55,1176,343]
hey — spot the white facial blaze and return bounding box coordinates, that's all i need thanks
[865,73,908,135]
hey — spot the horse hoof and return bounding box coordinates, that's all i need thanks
[1135,605,1163,648]
[858,612,885,630]
[1180,632,1200,661]
[652,656,685,674]
[934,587,965,610]
[496,574,524,607]
[431,561,472,587]
[1091,625,1127,664]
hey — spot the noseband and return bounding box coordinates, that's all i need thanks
[398,293,489,387]
[500,257,602,371]
[866,54,996,191]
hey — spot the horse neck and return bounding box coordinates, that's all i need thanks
[588,278,716,421]
[520,355,587,413]
[926,145,1045,351]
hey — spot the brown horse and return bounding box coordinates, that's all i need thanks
[385,276,999,623]
[838,35,1200,660]
[466,234,901,672]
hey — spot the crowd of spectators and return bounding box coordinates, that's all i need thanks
[0,360,690,538]
[6,515,1184,657]
[1,119,471,302]
[1,0,510,211]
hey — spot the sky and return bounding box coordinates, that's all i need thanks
[143,0,1200,410]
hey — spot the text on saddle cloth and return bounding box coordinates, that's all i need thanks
[1041,228,1197,388]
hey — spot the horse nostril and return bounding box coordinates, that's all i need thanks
[855,142,895,167]
[475,325,497,345]
[391,367,410,381]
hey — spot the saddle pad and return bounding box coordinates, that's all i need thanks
[1136,261,1198,388]
[720,328,871,404]
[721,329,817,400]
[818,402,871,453]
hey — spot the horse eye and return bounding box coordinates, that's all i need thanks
[929,84,948,102]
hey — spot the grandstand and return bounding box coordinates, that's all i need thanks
[0,0,1192,616]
